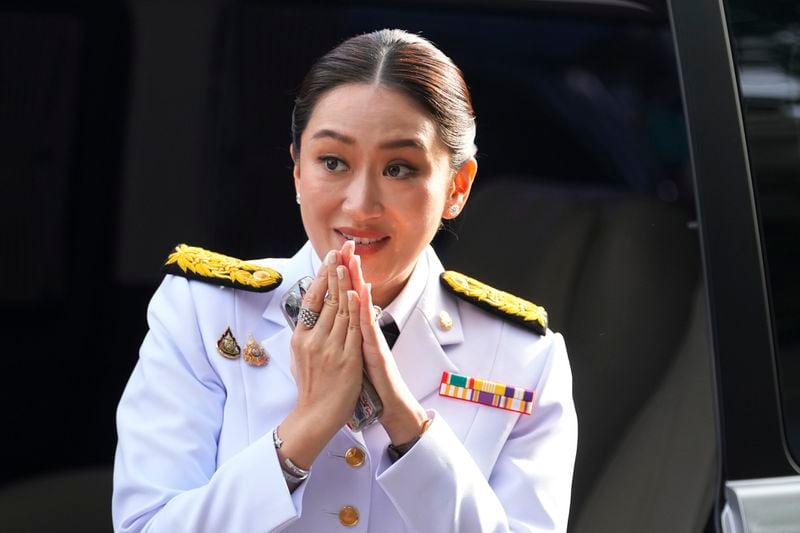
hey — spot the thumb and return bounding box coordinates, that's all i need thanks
[359,283,385,352]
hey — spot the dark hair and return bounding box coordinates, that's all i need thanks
[291,29,477,169]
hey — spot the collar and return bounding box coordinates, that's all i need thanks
[309,243,323,275]
[380,249,429,331]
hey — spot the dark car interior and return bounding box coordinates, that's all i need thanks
[0,1,717,531]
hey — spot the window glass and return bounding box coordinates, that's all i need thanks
[725,0,800,463]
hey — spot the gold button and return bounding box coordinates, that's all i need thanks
[344,447,366,468]
[439,310,453,331]
[339,505,359,527]
[253,270,269,281]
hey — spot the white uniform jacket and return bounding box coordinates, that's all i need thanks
[113,242,577,533]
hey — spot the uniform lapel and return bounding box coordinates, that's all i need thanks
[260,242,316,383]
[391,247,465,402]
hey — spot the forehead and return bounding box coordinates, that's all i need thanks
[304,83,441,146]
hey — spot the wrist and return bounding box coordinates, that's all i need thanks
[278,407,339,470]
[380,400,429,446]
[273,427,310,484]
[386,417,433,462]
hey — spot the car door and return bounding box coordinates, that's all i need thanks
[669,0,800,530]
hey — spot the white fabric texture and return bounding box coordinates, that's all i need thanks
[112,242,577,532]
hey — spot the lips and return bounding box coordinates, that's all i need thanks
[335,228,389,245]
[334,228,390,256]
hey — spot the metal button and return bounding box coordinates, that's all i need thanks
[344,447,366,468]
[339,505,359,527]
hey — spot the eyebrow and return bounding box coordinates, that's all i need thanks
[310,129,426,151]
[310,129,355,144]
[378,138,426,151]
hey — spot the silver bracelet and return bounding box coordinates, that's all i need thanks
[273,426,310,482]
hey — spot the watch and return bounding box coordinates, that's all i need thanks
[387,418,433,463]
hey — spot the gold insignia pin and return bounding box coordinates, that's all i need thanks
[216,327,241,359]
[439,310,453,331]
[243,333,269,367]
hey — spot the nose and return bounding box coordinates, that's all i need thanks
[341,171,382,220]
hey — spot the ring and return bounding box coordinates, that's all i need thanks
[298,306,320,328]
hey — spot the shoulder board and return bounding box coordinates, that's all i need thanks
[440,271,548,335]
[163,243,282,292]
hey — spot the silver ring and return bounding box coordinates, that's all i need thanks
[298,306,320,328]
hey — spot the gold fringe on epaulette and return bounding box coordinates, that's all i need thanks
[165,244,281,290]
[441,271,548,332]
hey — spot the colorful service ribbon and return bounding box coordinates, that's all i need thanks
[439,371,535,415]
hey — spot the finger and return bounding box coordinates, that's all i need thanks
[340,240,355,267]
[296,259,329,332]
[360,283,375,326]
[328,264,352,346]
[343,289,363,356]
[348,254,365,294]
[313,250,340,333]
[359,283,386,351]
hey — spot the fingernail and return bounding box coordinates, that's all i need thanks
[337,265,346,280]
[325,250,336,266]
[347,290,356,302]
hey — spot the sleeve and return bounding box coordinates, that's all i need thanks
[375,332,578,533]
[112,275,308,533]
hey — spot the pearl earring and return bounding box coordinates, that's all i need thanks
[295,193,301,205]
[448,204,459,216]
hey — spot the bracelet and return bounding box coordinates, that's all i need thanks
[387,418,433,463]
[273,426,310,483]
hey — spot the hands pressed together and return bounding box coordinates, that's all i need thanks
[276,241,428,480]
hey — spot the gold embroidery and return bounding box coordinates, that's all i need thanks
[164,244,281,291]
[440,271,548,333]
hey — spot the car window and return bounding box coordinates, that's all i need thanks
[725,0,800,465]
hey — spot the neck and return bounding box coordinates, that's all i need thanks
[371,283,403,309]
[367,263,417,309]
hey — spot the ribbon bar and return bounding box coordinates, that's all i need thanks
[439,371,535,415]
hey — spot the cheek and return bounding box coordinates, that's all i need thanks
[397,186,446,235]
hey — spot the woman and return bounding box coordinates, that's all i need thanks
[113,29,577,532]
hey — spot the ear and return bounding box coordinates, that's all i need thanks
[443,157,477,219]
[290,143,301,185]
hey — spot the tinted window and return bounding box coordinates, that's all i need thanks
[726,0,800,463]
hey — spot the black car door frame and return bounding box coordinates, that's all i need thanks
[668,0,800,529]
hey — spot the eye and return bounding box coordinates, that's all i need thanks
[384,163,416,179]
[320,156,348,172]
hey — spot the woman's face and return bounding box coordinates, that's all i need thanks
[293,83,474,307]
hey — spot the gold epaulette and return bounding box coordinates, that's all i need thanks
[163,244,282,292]
[440,271,548,335]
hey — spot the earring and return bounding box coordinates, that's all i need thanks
[448,204,459,216]
[295,193,301,205]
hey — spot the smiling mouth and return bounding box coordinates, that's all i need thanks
[335,229,389,245]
